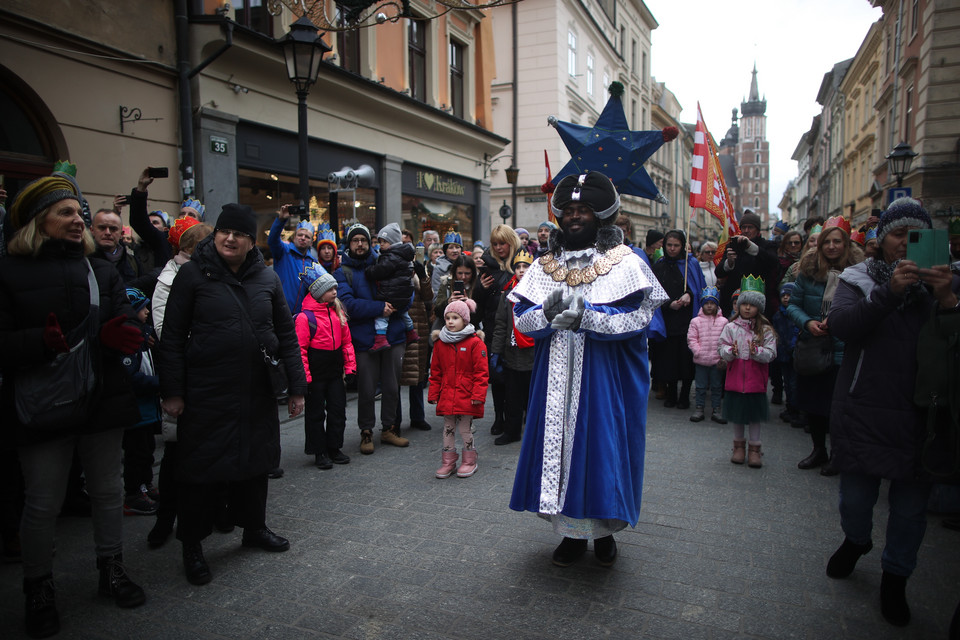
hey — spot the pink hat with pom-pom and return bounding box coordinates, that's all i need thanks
[444,298,476,323]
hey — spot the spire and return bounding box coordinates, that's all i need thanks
[748,62,760,102]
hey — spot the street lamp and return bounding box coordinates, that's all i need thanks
[499,200,512,222]
[280,15,331,214]
[505,164,519,227]
[885,142,918,189]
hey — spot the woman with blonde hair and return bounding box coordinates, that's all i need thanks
[786,220,863,474]
[1,175,147,636]
[474,224,520,435]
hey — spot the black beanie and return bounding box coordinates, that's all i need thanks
[551,171,621,220]
[645,229,665,247]
[216,203,258,239]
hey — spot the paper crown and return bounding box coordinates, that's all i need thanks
[52,160,77,177]
[512,247,535,266]
[443,231,462,247]
[181,198,205,219]
[850,229,866,246]
[950,217,960,237]
[823,216,851,235]
[150,210,170,225]
[739,275,765,296]
[809,223,823,235]
[296,220,315,234]
[864,226,877,242]
[774,220,790,233]
[701,286,720,305]
[316,222,337,246]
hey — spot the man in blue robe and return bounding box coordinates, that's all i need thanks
[508,171,668,567]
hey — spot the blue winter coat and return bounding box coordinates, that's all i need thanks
[335,251,412,352]
[771,308,798,363]
[267,216,318,314]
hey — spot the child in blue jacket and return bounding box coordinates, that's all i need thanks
[771,282,800,425]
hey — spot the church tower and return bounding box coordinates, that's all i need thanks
[736,64,770,229]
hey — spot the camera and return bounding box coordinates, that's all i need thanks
[288,204,308,220]
[906,228,949,269]
[147,167,169,179]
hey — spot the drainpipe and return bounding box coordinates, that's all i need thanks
[890,0,903,151]
[175,0,234,198]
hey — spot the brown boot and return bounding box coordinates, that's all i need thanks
[747,442,763,468]
[730,439,746,465]
[380,426,409,447]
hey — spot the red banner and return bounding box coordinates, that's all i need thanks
[689,103,739,264]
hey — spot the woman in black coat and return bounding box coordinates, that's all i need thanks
[824,199,960,627]
[158,204,307,587]
[0,176,146,637]
[472,224,520,435]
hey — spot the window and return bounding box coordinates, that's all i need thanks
[904,85,913,141]
[756,152,760,163]
[336,4,360,74]
[586,55,594,96]
[234,0,273,36]
[642,51,647,85]
[449,41,464,118]
[568,31,577,77]
[631,99,637,129]
[620,27,626,58]
[602,71,609,94]
[911,0,919,35]
[755,197,760,209]
[749,167,754,179]
[756,140,761,149]
[631,39,637,75]
[408,20,427,102]
[885,29,892,74]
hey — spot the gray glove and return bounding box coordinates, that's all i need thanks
[550,294,584,331]
[542,288,571,323]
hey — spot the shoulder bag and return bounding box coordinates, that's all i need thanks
[15,259,100,429]
[223,283,288,397]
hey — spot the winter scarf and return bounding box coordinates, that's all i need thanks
[865,257,925,308]
[439,323,477,344]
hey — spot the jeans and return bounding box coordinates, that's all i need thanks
[355,345,404,430]
[374,312,414,333]
[396,382,426,426]
[694,363,723,411]
[19,429,125,578]
[838,472,932,576]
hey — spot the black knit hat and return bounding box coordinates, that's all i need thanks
[551,171,621,220]
[645,229,665,247]
[215,203,258,239]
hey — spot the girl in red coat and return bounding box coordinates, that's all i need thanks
[428,298,489,478]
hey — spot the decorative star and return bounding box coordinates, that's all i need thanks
[549,82,677,203]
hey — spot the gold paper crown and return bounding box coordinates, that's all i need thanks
[740,275,765,296]
[512,247,535,266]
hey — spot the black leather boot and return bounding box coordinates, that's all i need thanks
[23,574,59,638]
[97,554,146,608]
[147,514,175,548]
[551,537,587,567]
[826,537,873,578]
[880,571,911,626]
[182,542,212,585]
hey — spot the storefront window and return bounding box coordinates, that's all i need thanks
[402,195,473,248]
[238,168,376,253]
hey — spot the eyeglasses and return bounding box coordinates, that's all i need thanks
[700,250,716,255]
[216,229,251,239]
[786,240,802,246]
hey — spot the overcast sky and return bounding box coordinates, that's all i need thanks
[644,0,883,219]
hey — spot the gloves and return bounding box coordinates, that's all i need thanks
[99,315,143,354]
[489,353,503,375]
[344,373,357,385]
[43,313,70,354]
[543,288,572,323]
[550,294,584,331]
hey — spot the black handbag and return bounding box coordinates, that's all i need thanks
[15,260,100,429]
[223,284,288,397]
[792,335,833,376]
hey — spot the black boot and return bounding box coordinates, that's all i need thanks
[677,380,692,410]
[880,571,911,626]
[551,537,587,567]
[182,542,212,585]
[663,383,678,408]
[97,554,146,608]
[797,447,828,470]
[23,574,59,639]
[771,388,783,405]
[594,535,618,566]
[826,537,873,578]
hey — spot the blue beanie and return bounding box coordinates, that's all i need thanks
[877,198,932,243]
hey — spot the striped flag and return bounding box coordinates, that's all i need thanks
[541,150,557,224]
[689,103,739,265]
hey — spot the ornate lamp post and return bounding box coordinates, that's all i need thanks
[280,15,331,214]
[885,142,918,189]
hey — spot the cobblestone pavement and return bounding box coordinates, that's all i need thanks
[2,390,958,639]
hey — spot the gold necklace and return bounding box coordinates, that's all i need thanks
[538,244,632,287]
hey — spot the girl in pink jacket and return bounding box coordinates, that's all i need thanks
[296,268,357,470]
[718,278,777,468]
[686,287,728,424]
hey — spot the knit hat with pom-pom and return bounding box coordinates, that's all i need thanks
[444,298,476,323]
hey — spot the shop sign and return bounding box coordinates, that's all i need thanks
[210,136,229,155]
[416,171,465,197]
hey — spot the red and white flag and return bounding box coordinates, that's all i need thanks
[541,150,557,224]
[689,103,739,265]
